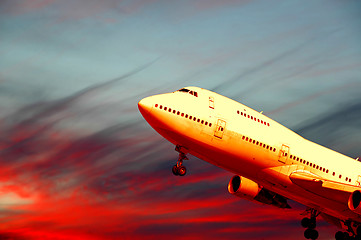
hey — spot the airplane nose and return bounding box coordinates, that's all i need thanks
[138,97,153,116]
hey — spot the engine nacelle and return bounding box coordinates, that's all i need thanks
[228,175,290,209]
[348,190,361,214]
[228,175,261,200]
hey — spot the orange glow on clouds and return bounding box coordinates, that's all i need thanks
[0,121,321,240]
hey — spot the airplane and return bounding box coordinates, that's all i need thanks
[138,86,361,240]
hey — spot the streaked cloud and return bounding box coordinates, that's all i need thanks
[0,0,360,239]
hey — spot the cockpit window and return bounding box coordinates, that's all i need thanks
[178,88,190,93]
[177,88,198,97]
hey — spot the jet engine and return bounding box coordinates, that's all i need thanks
[348,190,361,214]
[228,175,291,209]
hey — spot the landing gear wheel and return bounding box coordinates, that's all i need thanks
[178,166,186,176]
[172,145,189,177]
[309,217,316,229]
[304,228,312,239]
[302,217,310,228]
[304,228,318,239]
[310,229,319,239]
[335,231,352,240]
[172,165,179,176]
[335,231,344,240]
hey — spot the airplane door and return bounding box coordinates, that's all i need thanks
[214,119,226,139]
[209,96,215,109]
[278,144,290,163]
[357,175,361,186]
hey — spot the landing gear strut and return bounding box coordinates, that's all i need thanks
[301,208,319,240]
[172,145,188,176]
[335,221,361,240]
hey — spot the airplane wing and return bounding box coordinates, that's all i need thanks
[289,170,361,204]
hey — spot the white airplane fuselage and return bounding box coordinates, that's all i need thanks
[138,86,361,229]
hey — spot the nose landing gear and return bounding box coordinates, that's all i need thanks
[172,145,189,176]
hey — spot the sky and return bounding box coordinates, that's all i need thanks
[0,0,361,239]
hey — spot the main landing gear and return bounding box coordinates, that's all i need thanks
[301,208,320,240]
[335,221,361,240]
[172,145,188,176]
[301,210,361,240]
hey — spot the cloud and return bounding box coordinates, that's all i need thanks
[294,99,361,156]
[0,0,159,21]
[1,0,358,239]
[266,81,361,116]
[0,0,56,15]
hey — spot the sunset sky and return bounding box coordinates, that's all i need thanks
[0,0,361,239]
